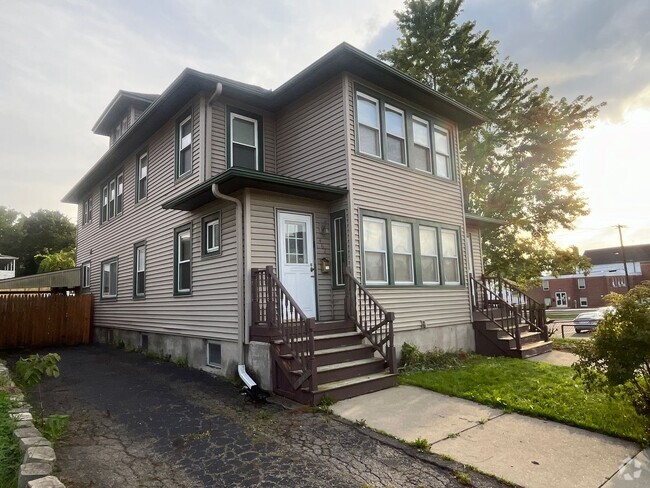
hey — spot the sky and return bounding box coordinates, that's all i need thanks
[0,0,648,252]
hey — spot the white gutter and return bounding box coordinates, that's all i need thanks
[211,183,258,392]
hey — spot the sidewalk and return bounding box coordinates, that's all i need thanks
[332,385,647,488]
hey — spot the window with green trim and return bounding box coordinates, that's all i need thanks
[174,225,192,295]
[355,86,455,180]
[177,113,192,178]
[361,211,462,287]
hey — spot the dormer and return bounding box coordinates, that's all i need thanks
[92,90,158,146]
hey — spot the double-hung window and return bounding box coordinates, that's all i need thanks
[420,226,440,285]
[101,258,118,299]
[577,277,586,289]
[362,212,462,287]
[355,87,455,180]
[356,93,381,158]
[434,126,452,179]
[412,116,432,172]
[101,172,123,223]
[137,152,148,202]
[229,110,262,170]
[542,281,550,291]
[82,196,92,225]
[177,114,192,178]
[441,229,460,285]
[391,222,414,284]
[134,243,146,297]
[385,105,406,165]
[82,262,91,289]
[202,212,221,255]
[363,217,388,285]
[174,225,192,295]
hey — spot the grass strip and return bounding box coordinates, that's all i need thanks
[400,355,648,445]
[0,393,21,488]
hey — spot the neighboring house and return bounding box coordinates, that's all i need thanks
[63,43,544,403]
[0,254,17,280]
[529,244,650,308]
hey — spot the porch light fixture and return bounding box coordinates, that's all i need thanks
[319,258,331,274]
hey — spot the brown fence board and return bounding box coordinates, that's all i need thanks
[0,294,92,349]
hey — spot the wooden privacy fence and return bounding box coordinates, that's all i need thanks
[0,294,92,349]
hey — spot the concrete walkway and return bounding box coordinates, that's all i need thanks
[527,350,578,367]
[332,385,646,488]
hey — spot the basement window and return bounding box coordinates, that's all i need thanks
[207,342,221,367]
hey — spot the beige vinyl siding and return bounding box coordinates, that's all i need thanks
[76,95,239,341]
[210,98,276,177]
[276,75,347,187]
[248,190,342,321]
[345,73,472,332]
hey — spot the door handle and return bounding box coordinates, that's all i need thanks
[310,263,315,272]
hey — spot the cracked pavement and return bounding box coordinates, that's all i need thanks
[15,346,512,487]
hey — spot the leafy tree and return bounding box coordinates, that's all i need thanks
[0,208,76,276]
[36,248,76,273]
[574,283,650,427]
[379,0,602,283]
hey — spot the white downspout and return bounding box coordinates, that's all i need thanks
[211,183,258,391]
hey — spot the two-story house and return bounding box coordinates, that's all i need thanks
[64,43,537,404]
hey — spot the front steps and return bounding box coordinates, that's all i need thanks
[271,320,397,405]
[473,317,552,359]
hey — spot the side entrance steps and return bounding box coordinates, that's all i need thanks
[473,314,552,358]
[271,319,397,405]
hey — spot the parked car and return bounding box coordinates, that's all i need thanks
[573,307,615,333]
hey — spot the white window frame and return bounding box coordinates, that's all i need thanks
[207,341,222,367]
[82,262,91,289]
[542,281,550,291]
[137,152,148,202]
[205,217,221,254]
[108,180,116,219]
[116,173,124,215]
[176,228,191,294]
[577,277,586,289]
[356,92,382,158]
[391,221,414,285]
[384,104,407,165]
[229,112,259,170]
[177,114,192,178]
[579,297,588,307]
[101,259,118,299]
[134,244,146,297]
[412,115,432,173]
[420,226,440,285]
[101,186,108,223]
[362,216,388,285]
[433,125,452,179]
[441,229,460,285]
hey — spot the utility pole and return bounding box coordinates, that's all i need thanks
[616,224,631,291]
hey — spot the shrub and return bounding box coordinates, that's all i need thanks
[399,343,469,372]
[574,282,650,424]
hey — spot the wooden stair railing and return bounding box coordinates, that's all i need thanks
[343,267,396,374]
[251,266,317,392]
[480,275,548,341]
[470,275,522,349]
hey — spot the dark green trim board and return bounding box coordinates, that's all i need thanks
[354,83,458,182]
[330,210,347,289]
[161,167,347,211]
[359,209,464,288]
[173,223,193,296]
[99,256,119,301]
[226,106,264,171]
[132,241,146,299]
[201,211,222,258]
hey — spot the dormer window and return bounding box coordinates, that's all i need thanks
[228,108,263,170]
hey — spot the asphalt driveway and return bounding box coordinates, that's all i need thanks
[8,345,510,488]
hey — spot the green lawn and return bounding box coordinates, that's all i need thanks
[400,356,648,445]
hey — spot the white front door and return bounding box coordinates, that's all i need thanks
[555,292,568,308]
[277,211,317,318]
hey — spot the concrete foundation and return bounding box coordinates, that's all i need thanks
[93,326,240,379]
[245,342,272,391]
[393,322,475,360]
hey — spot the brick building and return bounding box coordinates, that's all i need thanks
[529,244,650,308]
